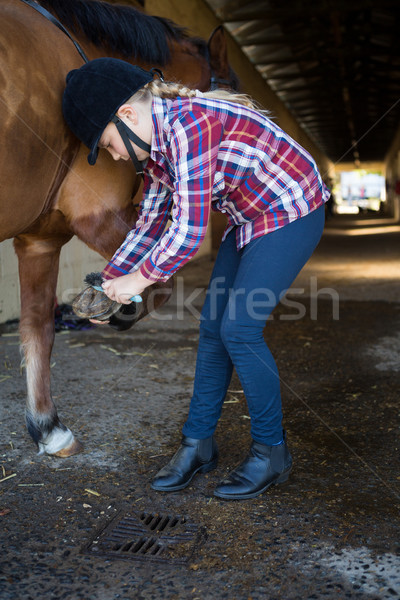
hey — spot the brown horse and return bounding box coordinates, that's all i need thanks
[0,0,236,457]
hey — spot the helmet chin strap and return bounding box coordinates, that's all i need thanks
[111,115,151,175]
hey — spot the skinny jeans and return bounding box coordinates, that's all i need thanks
[182,205,325,445]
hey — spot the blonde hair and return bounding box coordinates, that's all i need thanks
[130,79,270,116]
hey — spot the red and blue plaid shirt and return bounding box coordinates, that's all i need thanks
[102,95,330,282]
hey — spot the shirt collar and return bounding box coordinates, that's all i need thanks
[149,93,204,161]
[150,96,171,158]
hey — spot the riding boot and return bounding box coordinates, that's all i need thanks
[151,435,218,492]
[214,432,292,500]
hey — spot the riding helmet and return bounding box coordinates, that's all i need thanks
[62,57,154,165]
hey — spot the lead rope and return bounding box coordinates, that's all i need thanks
[20,0,90,63]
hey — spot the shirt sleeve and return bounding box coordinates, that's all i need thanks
[101,172,172,280]
[139,111,224,282]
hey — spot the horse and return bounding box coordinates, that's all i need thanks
[0,0,236,457]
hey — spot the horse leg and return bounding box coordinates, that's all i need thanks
[14,229,83,457]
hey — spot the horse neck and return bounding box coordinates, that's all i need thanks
[34,0,215,90]
[71,36,212,92]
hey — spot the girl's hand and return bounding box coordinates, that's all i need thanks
[102,271,150,305]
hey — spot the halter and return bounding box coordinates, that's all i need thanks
[209,74,235,91]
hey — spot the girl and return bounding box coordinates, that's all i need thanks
[63,57,329,500]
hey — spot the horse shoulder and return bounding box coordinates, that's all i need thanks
[0,1,83,241]
[55,145,140,259]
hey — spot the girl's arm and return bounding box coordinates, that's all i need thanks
[138,111,224,283]
[100,111,223,308]
[101,172,172,280]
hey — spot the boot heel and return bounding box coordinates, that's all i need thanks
[199,458,218,474]
[275,468,291,484]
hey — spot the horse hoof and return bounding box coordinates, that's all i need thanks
[72,285,120,320]
[53,438,84,457]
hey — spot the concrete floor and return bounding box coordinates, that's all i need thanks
[0,212,399,599]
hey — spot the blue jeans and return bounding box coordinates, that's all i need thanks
[182,205,325,445]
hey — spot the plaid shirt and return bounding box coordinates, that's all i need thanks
[102,95,330,282]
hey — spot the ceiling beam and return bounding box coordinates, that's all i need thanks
[205,0,400,162]
[216,1,398,22]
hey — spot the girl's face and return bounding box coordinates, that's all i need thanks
[99,122,131,161]
[99,101,153,162]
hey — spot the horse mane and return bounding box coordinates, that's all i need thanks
[38,0,206,65]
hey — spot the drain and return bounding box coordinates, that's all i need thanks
[83,510,206,564]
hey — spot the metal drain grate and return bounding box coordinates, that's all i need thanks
[83,510,206,564]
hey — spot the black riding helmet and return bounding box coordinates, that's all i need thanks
[62,57,161,173]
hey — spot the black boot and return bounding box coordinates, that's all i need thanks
[151,435,218,492]
[214,432,292,500]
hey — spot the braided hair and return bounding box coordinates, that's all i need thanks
[130,79,269,115]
